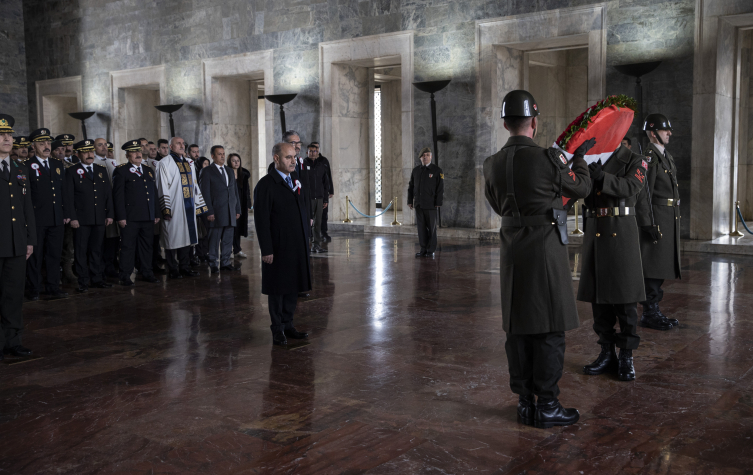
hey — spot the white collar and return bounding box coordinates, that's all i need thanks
[1,155,9,167]
[37,156,48,163]
[95,154,106,161]
[652,143,665,155]
[214,163,225,170]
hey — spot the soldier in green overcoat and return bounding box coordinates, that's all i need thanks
[484,90,592,429]
[577,143,648,381]
[635,114,681,330]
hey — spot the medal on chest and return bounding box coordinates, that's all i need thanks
[293,179,302,195]
[77,168,85,179]
[30,163,40,177]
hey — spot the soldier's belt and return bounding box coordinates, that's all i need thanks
[584,207,634,218]
[500,214,556,227]
[655,198,680,207]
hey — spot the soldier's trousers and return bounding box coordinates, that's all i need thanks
[119,221,155,280]
[641,278,664,306]
[73,225,106,286]
[505,331,565,399]
[102,236,119,276]
[26,224,64,294]
[0,255,26,349]
[415,207,437,253]
[592,303,640,350]
[62,225,74,268]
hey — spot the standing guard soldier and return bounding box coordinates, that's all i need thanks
[578,139,651,381]
[0,114,36,360]
[63,139,115,293]
[25,128,69,300]
[484,90,593,429]
[408,147,444,258]
[635,114,681,329]
[112,140,161,286]
[55,134,78,165]
[13,136,29,163]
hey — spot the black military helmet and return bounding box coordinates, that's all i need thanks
[501,90,540,118]
[643,113,672,131]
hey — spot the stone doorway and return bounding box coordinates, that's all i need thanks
[35,76,82,137]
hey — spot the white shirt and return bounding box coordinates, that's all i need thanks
[652,143,666,155]
[94,154,107,163]
[84,164,94,175]
[214,163,228,186]
[1,156,10,171]
[37,156,50,169]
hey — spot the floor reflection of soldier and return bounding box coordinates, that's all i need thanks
[261,348,316,444]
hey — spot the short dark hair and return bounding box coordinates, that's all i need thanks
[503,116,533,133]
[147,141,154,145]
[307,143,318,149]
[210,145,224,157]
[196,157,209,168]
[157,139,168,147]
[622,136,632,146]
[282,130,300,142]
[188,144,199,151]
[228,153,241,168]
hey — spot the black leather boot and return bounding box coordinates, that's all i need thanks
[534,398,579,429]
[640,304,673,330]
[583,343,618,375]
[618,348,636,381]
[655,304,679,327]
[517,395,535,426]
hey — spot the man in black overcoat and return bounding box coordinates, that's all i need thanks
[63,139,115,292]
[254,142,312,346]
[0,114,36,359]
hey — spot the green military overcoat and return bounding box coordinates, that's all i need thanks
[577,145,647,304]
[635,143,682,280]
[484,136,591,335]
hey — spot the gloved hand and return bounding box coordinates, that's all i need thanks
[589,160,605,182]
[574,137,597,157]
[641,225,662,242]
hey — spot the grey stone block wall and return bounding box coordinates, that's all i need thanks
[0,0,29,134]
[20,0,696,230]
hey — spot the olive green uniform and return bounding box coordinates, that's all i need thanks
[577,145,647,349]
[635,143,681,305]
[484,135,591,398]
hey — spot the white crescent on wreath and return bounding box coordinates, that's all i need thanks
[31,163,39,169]
[77,169,85,175]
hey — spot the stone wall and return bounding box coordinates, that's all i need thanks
[0,0,28,133]
[21,0,696,230]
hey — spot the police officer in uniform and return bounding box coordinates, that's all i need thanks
[64,139,115,292]
[55,134,78,165]
[578,132,649,381]
[12,136,30,163]
[484,90,592,428]
[408,147,444,257]
[112,140,161,286]
[635,114,681,330]
[0,115,36,360]
[25,128,69,300]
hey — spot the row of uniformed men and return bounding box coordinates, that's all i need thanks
[483,90,681,429]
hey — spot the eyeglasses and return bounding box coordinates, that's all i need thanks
[286,140,303,146]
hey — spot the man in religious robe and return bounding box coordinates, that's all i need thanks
[155,136,208,279]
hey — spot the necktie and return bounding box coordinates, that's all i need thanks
[43,160,50,174]
[138,166,142,176]
[220,166,226,185]
[2,160,8,181]
[87,165,94,180]
[285,176,293,190]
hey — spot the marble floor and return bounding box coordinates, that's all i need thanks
[1,233,752,474]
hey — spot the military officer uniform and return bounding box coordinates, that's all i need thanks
[408,149,444,257]
[25,128,68,300]
[635,114,681,330]
[63,140,115,292]
[56,134,78,166]
[484,90,592,429]
[12,136,29,164]
[112,141,160,286]
[0,115,36,359]
[578,144,648,381]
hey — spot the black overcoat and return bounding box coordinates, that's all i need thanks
[26,156,66,227]
[635,143,681,280]
[63,162,114,226]
[484,136,591,334]
[254,171,312,295]
[199,164,241,228]
[0,159,36,256]
[577,145,647,304]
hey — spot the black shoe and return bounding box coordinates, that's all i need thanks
[4,345,33,357]
[190,257,201,267]
[141,275,160,283]
[273,332,288,346]
[618,348,636,381]
[91,281,113,289]
[534,398,580,429]
[424,252,435,258]
[220,263,241,271]
[583,343,618,375]
[517,395,535,426]
[324,235,332,242]
[26,292,39,301]
[298,292,310,298]
[640,305,673,331]
[180,269,200,277]
[210,266,219,274]
[315,246,328,253]
[415,251,426,258]
[47,291,68,300]
[119,278,134,286]
[654,305,679,327]
[169,270,183,279]
[76,285,88,293]
[284,328,309,339]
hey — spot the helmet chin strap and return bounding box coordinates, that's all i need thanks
[654,130,665,146]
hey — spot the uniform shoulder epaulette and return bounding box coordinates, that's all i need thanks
[547,147,569,169]
[93,162,105,167]
[117,162,129,167]
[49,156,61,161]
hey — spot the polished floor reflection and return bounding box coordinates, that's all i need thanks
[1,234,752,474]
